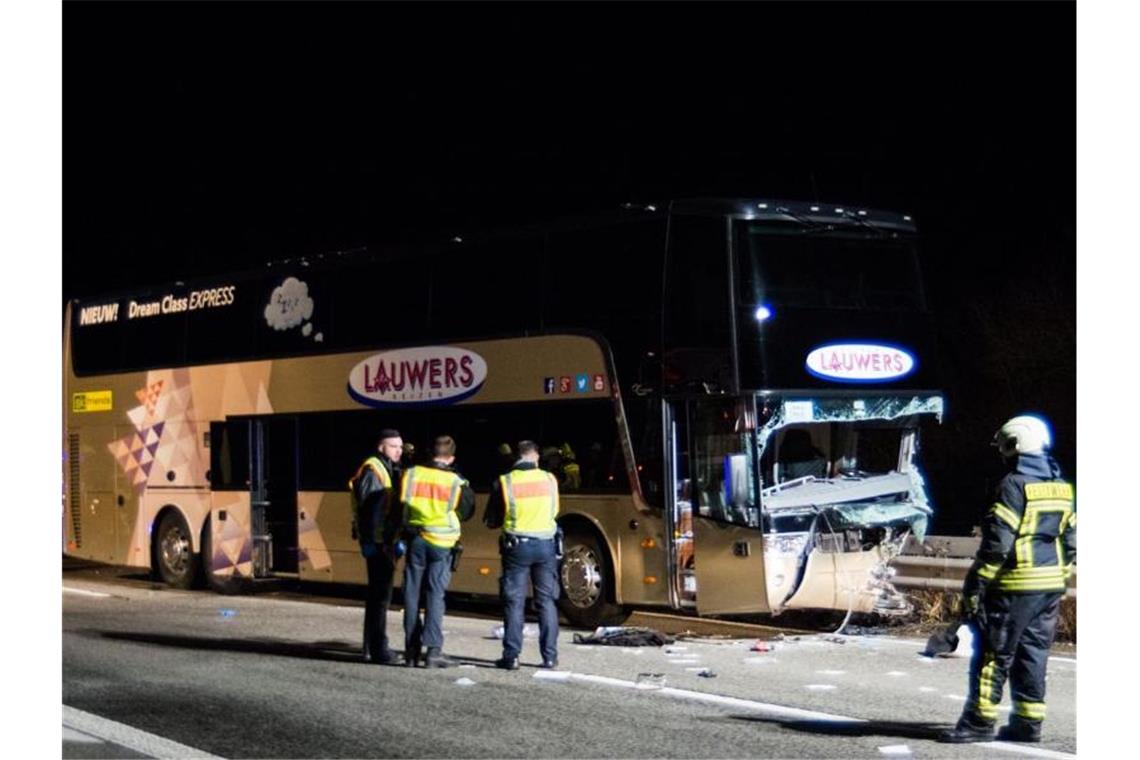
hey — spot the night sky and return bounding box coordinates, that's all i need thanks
[64,1,1076,533]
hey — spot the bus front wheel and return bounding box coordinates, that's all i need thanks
[154,510,199,589]
[557,529,627,628]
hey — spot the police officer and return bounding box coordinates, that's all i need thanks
[350,429,404,665]
[485,440,561,670]
[941,415,1076,743]
[399,435,475,668]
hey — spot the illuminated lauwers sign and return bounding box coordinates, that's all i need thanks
[805,343,916,383]
[348,346,488,407]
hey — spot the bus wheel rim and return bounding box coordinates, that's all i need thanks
[561,544,603,609]
[161,525,189,575]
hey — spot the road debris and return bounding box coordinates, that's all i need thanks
[635,672,667,689]
[573,627,674,646]
[696,668,717,678]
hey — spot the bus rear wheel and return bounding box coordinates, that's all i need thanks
[154,510,199,589]
[557,529,627,628]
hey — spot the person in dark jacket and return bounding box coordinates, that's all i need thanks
[941,415,1076,744]
[350,429,405,665]
[398,435,475,668]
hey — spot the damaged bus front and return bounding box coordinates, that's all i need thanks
[662,200,943,618]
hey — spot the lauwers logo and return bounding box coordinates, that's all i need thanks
[805,342,916,383]
[348,346,487,407]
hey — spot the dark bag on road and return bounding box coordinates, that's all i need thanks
[573,626,675,647]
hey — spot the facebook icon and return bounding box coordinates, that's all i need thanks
[544,377,556,394]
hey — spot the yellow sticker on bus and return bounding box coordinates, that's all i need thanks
[72,390,113,413]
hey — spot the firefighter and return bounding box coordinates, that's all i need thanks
[940,415,1076,743]
[560,442,581,490]
[398,435,475,668]
[349,429,404,665]
[484,440,561,670]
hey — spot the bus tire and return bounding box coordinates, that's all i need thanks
[153,510,199,590]
[201,516,246,595]
[557,527,628,628]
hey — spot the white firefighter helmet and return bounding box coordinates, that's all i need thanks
[992,415,1052,456]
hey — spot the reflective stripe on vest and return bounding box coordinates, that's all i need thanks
[500,468,559,538]
[995,480,1074,593]
[401,465,463,548]
[349,457,393,544]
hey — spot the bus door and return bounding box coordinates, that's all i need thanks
[249,417,299,577]
[667,397,770,615]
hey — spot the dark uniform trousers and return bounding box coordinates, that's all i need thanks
[500,537,560,663]
[402,535,452,655]
[363,551,396,660]
[965,591,1062,728]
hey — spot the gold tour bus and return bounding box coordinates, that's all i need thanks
[64,198,943,627]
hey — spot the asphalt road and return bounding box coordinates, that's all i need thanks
[63,571,1076,759]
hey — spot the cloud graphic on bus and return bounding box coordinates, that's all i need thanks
[264,277,314,331]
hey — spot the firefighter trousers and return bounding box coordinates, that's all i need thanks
[963,590,1062,727]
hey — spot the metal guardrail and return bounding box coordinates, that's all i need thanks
[894,535,1077,598]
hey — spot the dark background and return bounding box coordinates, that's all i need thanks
[64,1,1075,534]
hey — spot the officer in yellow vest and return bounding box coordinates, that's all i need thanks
[941,415,1076,743]
[349,429,404,665]
[398,435,474,668]
[484,440,561,670]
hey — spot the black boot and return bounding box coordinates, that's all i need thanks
[997,719,1042,743]
[424,647,455,668]
[939,716,995,743]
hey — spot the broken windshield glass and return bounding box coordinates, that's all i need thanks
[755,394,943,542]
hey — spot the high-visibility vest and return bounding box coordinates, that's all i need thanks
[979,480,1075,593]
[499,468,559,539]
[349,456,393,544]
[401,465,465,548]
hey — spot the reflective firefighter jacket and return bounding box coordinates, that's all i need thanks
[400,463,472,549]
[349,456,397,545]
[972,455,1076,594]
[498,466,560,538]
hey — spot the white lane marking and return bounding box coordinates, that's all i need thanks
[918,687,937,692]
[816,670,846,676]
[63,705,222,759]
[878,745,912,756]
[805,684,838,691]
[945,694,967,701]
[62,726,103,745]
[62,587,111,598]
[885,671,908,677]
[533,670,572,682]
[554,669,1077,758]
[559,671,860,721]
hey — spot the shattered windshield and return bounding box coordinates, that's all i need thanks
[756,395,944,541]
[735,222,926,311]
